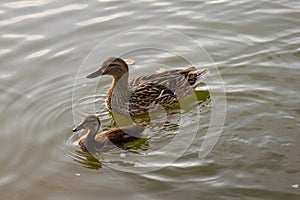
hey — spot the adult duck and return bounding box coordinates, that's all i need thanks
[72,115,147,153]
[87,57,209,116]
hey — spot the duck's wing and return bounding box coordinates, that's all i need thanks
[97,124,145,149]
[130,67,195,87]
[125,67,209,115]
[93,129,132,151]
[128,82,179,115]
[129,67,208,97]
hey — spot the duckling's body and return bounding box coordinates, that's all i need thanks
[73,115,146,153]
[87,57,209,115]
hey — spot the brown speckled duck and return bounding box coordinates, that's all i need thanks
[87,57,209,115]
[72,115,147,153]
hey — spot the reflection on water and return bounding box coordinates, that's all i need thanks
[73,150,103,170]
[1,0,300,199]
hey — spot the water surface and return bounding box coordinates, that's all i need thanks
[1,0,300,199]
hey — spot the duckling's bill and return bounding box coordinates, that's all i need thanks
[72,119,87,132]
[72,123,83,132]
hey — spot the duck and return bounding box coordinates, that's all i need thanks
[86,57,209,116]
[72,115,147,153]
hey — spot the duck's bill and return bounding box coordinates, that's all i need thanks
[72,123,84,132]
[86,69,103,78]
[72,127,78,132]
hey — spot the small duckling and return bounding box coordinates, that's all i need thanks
[72,115,147,153]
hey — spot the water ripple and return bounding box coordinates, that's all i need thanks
[53,48,74,57]
[2,34,44,40]
[0,4,88,26]
[25,49,50,59]
[1,0,300,198]
[2,0,54,9]
[0,74,74,191]
[0,49,11,55]
[76,11,134,26]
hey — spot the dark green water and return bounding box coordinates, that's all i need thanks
[1,0,300,199]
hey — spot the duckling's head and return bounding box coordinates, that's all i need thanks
[86,57,128,79]
[72,115,100,133]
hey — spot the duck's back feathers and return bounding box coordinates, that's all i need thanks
[125,67,208,115]
[128,82,179,115]
[93,123,146,151]
[129,67,207,94]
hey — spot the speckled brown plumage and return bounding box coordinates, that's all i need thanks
[86,57,209,115]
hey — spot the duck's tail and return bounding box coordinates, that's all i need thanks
[195,68,209,85]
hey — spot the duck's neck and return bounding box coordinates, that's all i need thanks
[107,73,130,112]
[84,125,100,149]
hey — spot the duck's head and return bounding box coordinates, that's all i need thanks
[86,57,128,79]
[72,115,101,133]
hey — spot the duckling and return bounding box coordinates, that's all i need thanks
[87,57,209,115]
[72,115,147,153]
